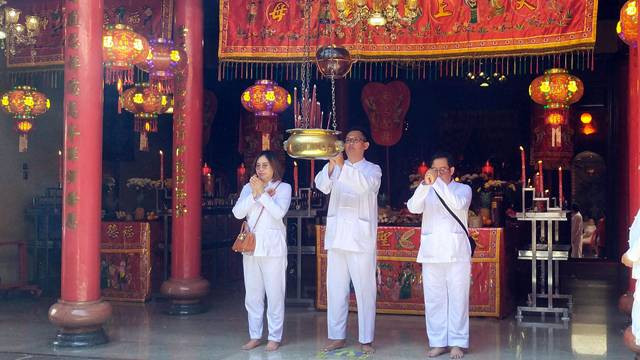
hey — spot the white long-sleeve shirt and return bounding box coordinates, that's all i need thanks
[625,209,640,279]
[315,158,382,254]
[232,180,292,257]
[407,177,472,263]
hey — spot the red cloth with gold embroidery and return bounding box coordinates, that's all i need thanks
[316,226,510,318]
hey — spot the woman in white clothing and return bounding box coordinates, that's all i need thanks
[232,151,292,351]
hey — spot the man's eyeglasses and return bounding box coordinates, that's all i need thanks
[345,137,365,144]
[431,167,450,174]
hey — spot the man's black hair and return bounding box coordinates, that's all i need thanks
[430,151,455,167]
[345,126,370,142]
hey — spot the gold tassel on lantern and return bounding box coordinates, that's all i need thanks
[18,134,28,152]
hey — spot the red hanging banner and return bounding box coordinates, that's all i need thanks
[219,0,597,65]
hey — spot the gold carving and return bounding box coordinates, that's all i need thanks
[67,33,79,49]
[106,224,119,239]
[66,170,77,183]
[67,10,79,26]
[66,146,78,161]
[65,192,79,206]
[68,56,80,69]
[67,124,80,140]
[65,213,77,229]
[66,79,80,96]
[67,101,78,119]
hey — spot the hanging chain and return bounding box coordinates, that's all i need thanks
[331,77,337,130]
[300,0,312,129]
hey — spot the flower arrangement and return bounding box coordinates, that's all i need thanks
[126,178,163,191]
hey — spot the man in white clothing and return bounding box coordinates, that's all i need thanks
[315,127,382,354]
[622,209,640,346]
[406,152,472,359]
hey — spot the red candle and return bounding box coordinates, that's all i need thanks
[535,172,542,197]
[418,161,428,176]
[159,150,165,186]
[558,166,563,208]
[58,149,63,187]
[481,160,494,178]
[537,160,544,196]
[237,163,246,193]
[310,160,315,189]
[293,161,299,195]
[519,146,526,187]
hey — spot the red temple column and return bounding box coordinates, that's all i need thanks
[48,0,112,347]
[160,0,210,314]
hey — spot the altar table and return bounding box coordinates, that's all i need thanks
[316,226,511,318]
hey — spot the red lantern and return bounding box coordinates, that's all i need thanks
[241,80,291,117]
[529,69,583,149]
[120,83,170,151]
[1,85,50,152]
[617,0,638,47]
[137,38,186,94]
[103,24,150,92]
[361,81,411,147]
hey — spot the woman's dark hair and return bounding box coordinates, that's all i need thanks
[253,150,284,181]
[430,151,455,168]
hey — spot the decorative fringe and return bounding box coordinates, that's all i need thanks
[218,49,596,81]
[5,68,64,89]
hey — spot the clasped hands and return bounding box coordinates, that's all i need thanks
[328,152,345,176]
[423,169,438,186]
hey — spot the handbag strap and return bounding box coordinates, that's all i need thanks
[248,181,282,232]
[433,189,469,238]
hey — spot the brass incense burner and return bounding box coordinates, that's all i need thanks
[283,129,344,160]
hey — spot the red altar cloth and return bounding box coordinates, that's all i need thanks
[316,226,510,318]
[100,221,161,302]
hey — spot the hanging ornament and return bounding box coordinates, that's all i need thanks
[120,83,170,151]
[102,24,150,93]
[1,85,50,152]
[617,0,638,47]
[241,80,290,151]
[529,68,584,149]
[137,38,186,94]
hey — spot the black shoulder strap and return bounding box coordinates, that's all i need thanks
[433,189,469,238]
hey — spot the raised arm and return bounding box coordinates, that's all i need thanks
[337,163,382,195]
[315,162,340,195]
[232,184,255,219]
[257,183,292,220]
[407,183,431,214]
[431,177,472,210]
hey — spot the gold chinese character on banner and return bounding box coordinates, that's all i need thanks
[515,0,536,10]
[268,2,288,22]
[434,0,453,18]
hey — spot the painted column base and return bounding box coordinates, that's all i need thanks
[48,299,112,348]
[161,277,210,315]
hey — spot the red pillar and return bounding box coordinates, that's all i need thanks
[161,0,210,314]
[630,47,639,293]
[48,0,111,346]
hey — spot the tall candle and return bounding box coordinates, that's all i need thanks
[293,161,299,195]
[293,87,298,126]
[310,160,315,189]
[58,149,62,187]
[159,150,164,186]
[237,163,246,193]
[558,166,563,208]
[519,146,526,187]
[537,160,544,196]
[535,172,541,197]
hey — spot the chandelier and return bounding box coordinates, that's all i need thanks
[466,71,507,87]
[335,0,421,30]
[0,1,41,58]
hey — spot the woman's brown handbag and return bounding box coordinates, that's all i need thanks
[232,182,281,253]
[232,208,264,253]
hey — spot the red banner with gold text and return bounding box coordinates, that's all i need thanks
[218,0,597,79]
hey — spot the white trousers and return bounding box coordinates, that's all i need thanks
[422,261,471,348]
[243,255,287,342]
[634,286,640,345]
[327,249,377,344]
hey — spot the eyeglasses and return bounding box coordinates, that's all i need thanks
[345,137,365,144]
[431,167,450,174]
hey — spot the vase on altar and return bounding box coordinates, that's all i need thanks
[491,195,503,227]
[134,192,145,221]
